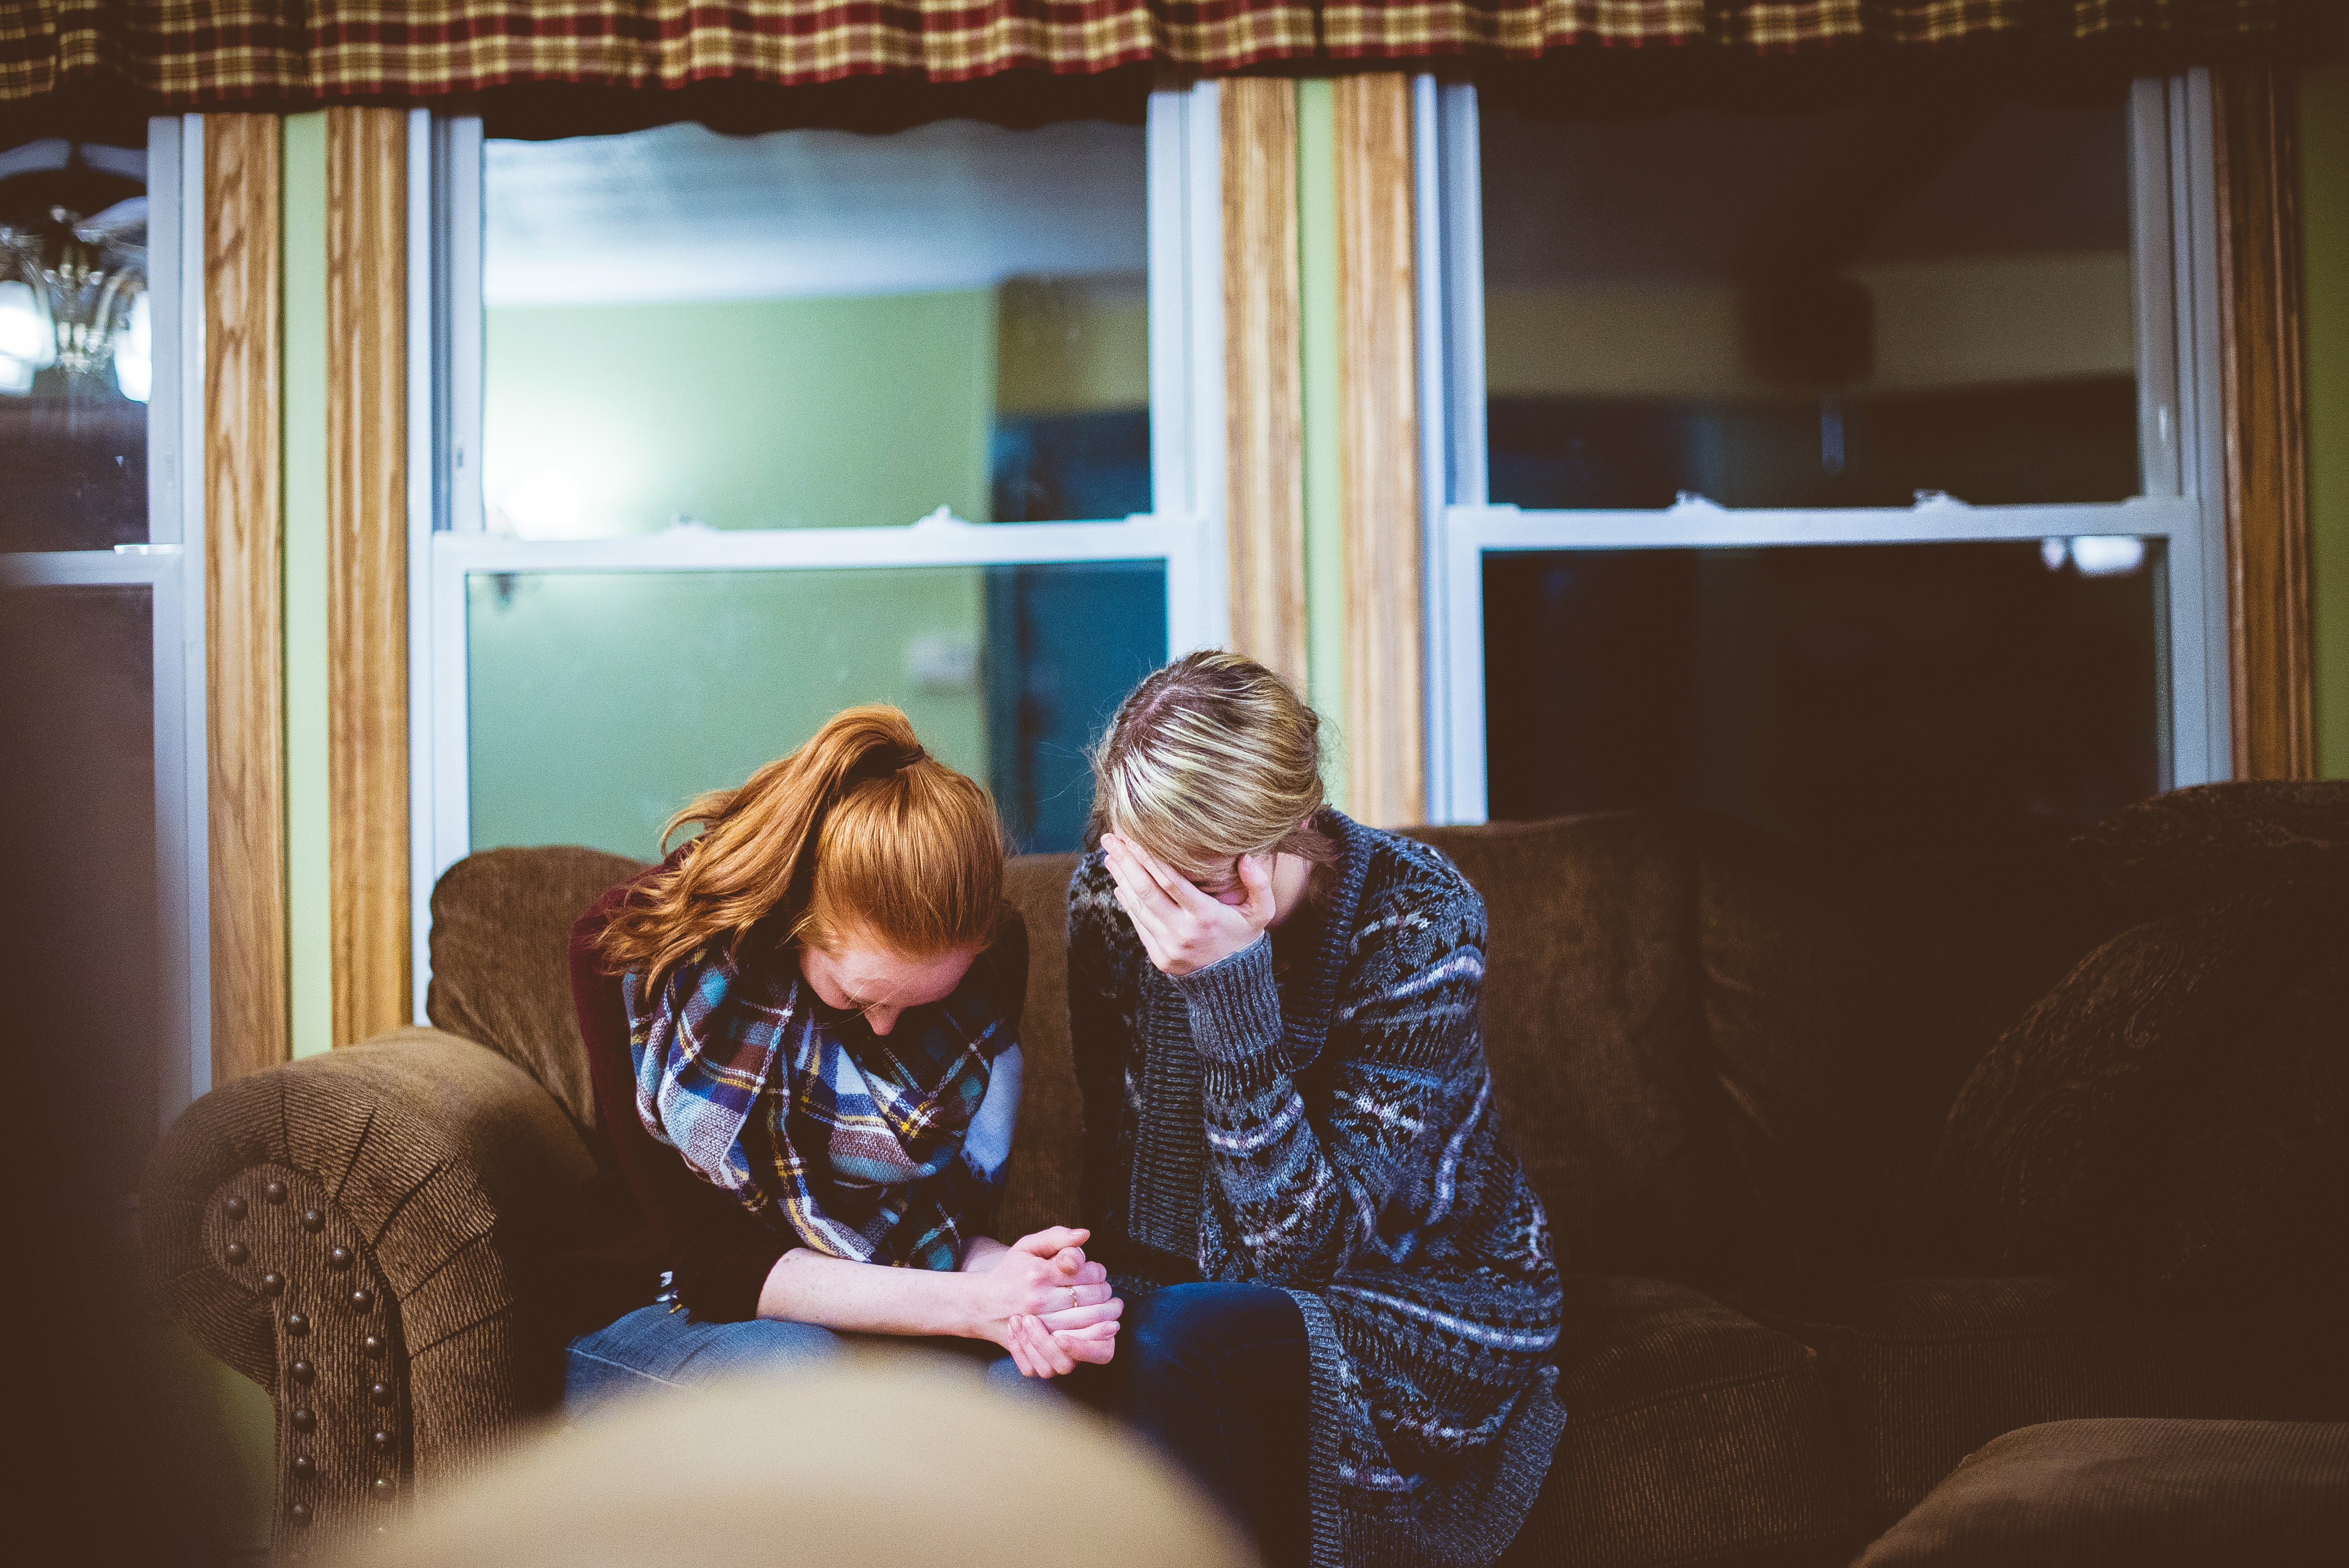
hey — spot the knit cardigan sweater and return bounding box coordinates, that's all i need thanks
[1068,812,1567,1568]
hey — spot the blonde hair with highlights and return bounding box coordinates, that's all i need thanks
[1091,651,1333,874]
[594,705,1005,987]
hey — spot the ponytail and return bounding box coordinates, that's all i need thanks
[593,705,1006,986]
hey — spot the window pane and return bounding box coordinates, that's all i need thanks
[0,138,151,550]
[1482,540,2164,851]
[483,121,1149,538]
[1480,95,2137,508]
[0,585,158,1192]
[467,561,1166,856]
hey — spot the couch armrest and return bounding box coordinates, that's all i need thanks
[140,1028,596,1552]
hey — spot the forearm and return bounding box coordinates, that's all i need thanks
[1178,940,1352,1277]
[756,1248,983,1338]
[959,1234,1010,1272]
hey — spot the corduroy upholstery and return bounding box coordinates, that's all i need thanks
[1501,1277,1850,1568]
[142,795,2346,1560]
[1851,1418,2349,1567]
[1741,1276,2349,1530]
[425,845,646,1139]
[140,1030,596,1555]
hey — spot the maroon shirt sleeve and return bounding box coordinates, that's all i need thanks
[568,871,790,1323]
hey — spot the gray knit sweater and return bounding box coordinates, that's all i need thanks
[1067,811,1567,1568]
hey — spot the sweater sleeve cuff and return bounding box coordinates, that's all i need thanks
[1170,936,1288,1095]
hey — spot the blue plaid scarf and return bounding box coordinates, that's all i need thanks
[623,946,1020,1271]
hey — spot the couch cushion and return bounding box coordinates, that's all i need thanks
[1930,880,2349,1293]
[1691,818,2135,1283]
[2076,779,2349,917]
[999,852,1084,1240]
[1499,1277,1849,1568]
[1408,817,1744,1289]
[1744,1277,2349,1528]
[1853,1418,2349,1568]
[428,845,646,1138]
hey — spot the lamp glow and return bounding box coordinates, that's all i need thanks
[0,277,51,365]
[114,288,150,402]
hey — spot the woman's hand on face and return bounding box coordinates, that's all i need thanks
[1101,834,1276,978]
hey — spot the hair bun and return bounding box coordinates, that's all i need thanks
[848,742,928,783]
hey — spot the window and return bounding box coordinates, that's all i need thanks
[415,93,1224,988]
[0,121,206,1160]
[1423,76,2224,848]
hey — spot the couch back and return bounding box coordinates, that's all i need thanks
[427,812,2135,1293]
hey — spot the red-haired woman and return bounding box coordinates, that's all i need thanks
[557,706,1118,1403]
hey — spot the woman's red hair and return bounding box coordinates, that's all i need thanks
[593,705,1005,985]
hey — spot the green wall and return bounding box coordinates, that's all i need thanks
[472,289,1012,857]
[2305,61,2349,779]
[468,568,989,859]
[483,290,994,535]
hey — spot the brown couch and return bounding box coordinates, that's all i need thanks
[141,809,2347,1562]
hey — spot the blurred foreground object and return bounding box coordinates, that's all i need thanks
[345,1357,1255,1568]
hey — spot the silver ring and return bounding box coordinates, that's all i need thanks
[1064,1286,1076,1313]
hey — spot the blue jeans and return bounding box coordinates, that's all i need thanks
[1074,1281,1309,1568]
[564,1303,1025,1412]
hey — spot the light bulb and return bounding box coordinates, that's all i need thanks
[0,278,53,367]
[114,289,151,402]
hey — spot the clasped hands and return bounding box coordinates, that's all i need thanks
[970,1226,1123,1378]
[1101,833,1276,977]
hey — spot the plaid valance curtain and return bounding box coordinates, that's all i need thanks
[0,1,2311,108]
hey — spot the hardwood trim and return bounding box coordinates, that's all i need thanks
[325,107,411,1047]
[2212,66,2316,780]
[1333,74,1423,828]
[1222,77,1310,694]
[204,115,288,1084]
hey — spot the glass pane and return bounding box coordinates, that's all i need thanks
[0,584,158,1191]
[468,560,1166,857]
[483,120,1149,538]
[0,137,152,550]
[1482,539,2164,851]
[1480,95,2137,508]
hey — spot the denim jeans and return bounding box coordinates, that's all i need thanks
[564,1303,1026,1413]
[1075,1281,1309,1568]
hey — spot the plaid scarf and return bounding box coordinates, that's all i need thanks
[623,946,1019,1272]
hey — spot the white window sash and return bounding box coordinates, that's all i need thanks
[1440,496,2210,824]
[0,114,209,1121]
[1417,72,2231,826]
[408,87,1228,1018]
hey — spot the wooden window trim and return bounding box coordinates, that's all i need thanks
[2213,65,2317,780]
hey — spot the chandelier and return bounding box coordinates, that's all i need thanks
[0,195,149,402]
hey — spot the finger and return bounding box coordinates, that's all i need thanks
[1039,1298,1124,1332]
[1238,853,1278,926]
[1111,883,1178,970]
[1047,1247,1088,1275]
[1004,1321,1036,1378]
[1013,1227,1088,1259]
[1014,1316,1063,1380]
[1035,1319,1077,1377]
[1104,844,1181,924]
[1128,840,1214,913]
[1055,1329,1117,1366]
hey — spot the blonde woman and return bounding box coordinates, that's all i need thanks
[1066,652,1566,1568]
[557,707,1120,1403]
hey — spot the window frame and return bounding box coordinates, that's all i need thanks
[1416,72,2234,825]
[407,87,1229,1015]
[0,114,210,1123]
